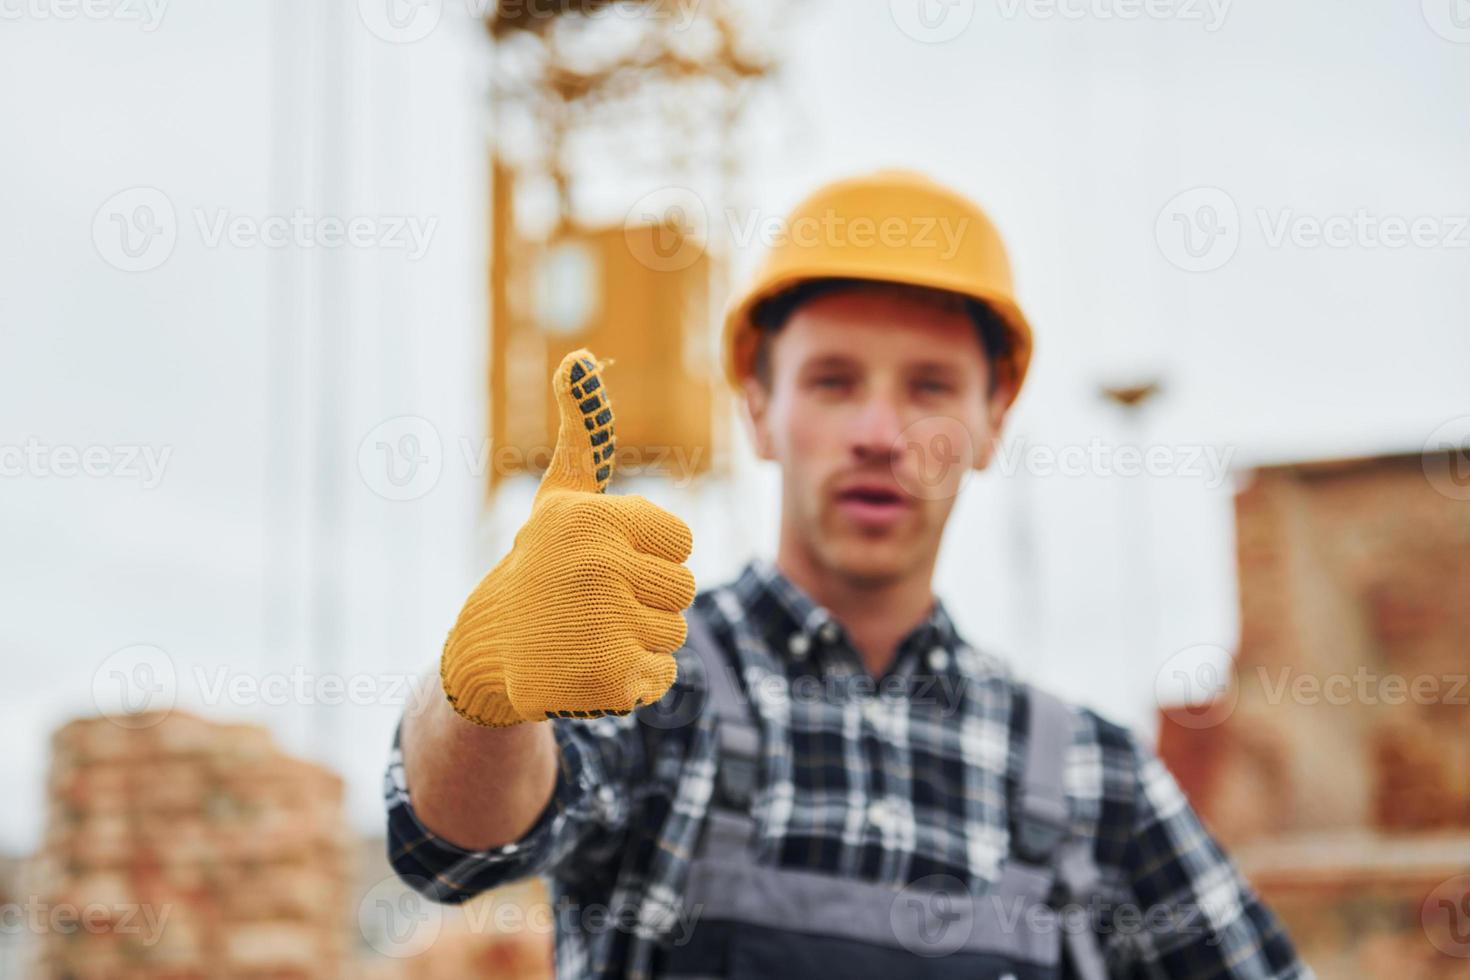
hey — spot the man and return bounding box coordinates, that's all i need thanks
[387,171,1308,978]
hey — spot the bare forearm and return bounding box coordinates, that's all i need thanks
[400,669,558,852]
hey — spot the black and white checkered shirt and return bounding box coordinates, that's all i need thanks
[386,560,1308,979]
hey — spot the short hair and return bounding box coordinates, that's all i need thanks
[748,278,1012,392]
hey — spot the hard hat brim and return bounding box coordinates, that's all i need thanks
[722,268,1033,405]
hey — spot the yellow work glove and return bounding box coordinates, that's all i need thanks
[440,349,696,727]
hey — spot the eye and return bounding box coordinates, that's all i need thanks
[811,374,853,391]
[914,378,954,396]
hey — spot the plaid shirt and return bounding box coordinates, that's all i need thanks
[386,560,1309,979]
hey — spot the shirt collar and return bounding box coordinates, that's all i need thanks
[735,558,965,669]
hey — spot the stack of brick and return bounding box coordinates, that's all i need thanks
[37,710,350,979]
[1157,451,1470,976]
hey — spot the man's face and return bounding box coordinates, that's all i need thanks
[745,287,1013,587]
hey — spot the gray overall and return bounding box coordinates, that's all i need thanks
[658,609,1110,979]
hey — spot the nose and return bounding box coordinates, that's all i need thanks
[847,388,904,464]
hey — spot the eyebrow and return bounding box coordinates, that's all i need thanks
[797,354,967,378]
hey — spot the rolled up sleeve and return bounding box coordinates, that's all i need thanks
[1118,737,1312,979]
[384,713,646,905]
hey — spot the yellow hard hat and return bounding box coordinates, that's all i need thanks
[721,169,1033,406]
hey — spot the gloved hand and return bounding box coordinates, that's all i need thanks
[441,348,696,727]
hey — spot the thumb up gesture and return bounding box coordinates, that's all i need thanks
[441,349,696,727]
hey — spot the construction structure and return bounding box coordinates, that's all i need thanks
[1159,450,1470,976]
[483,0,791,493]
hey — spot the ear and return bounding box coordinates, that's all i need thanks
[741,376,776,461]
[974,378,1017,470]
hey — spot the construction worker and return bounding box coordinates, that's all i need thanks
[387,171,1309,978]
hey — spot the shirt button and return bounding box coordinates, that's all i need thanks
[788,632,811,659]
[818,621,840,645]
[867,800,890,830]
[500,842,520,855]
[927,647,950,672]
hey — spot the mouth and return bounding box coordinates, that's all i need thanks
[833,481,912,528]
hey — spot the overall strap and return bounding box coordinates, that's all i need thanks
[1015,685,1108,980]
[683,606,761,858]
